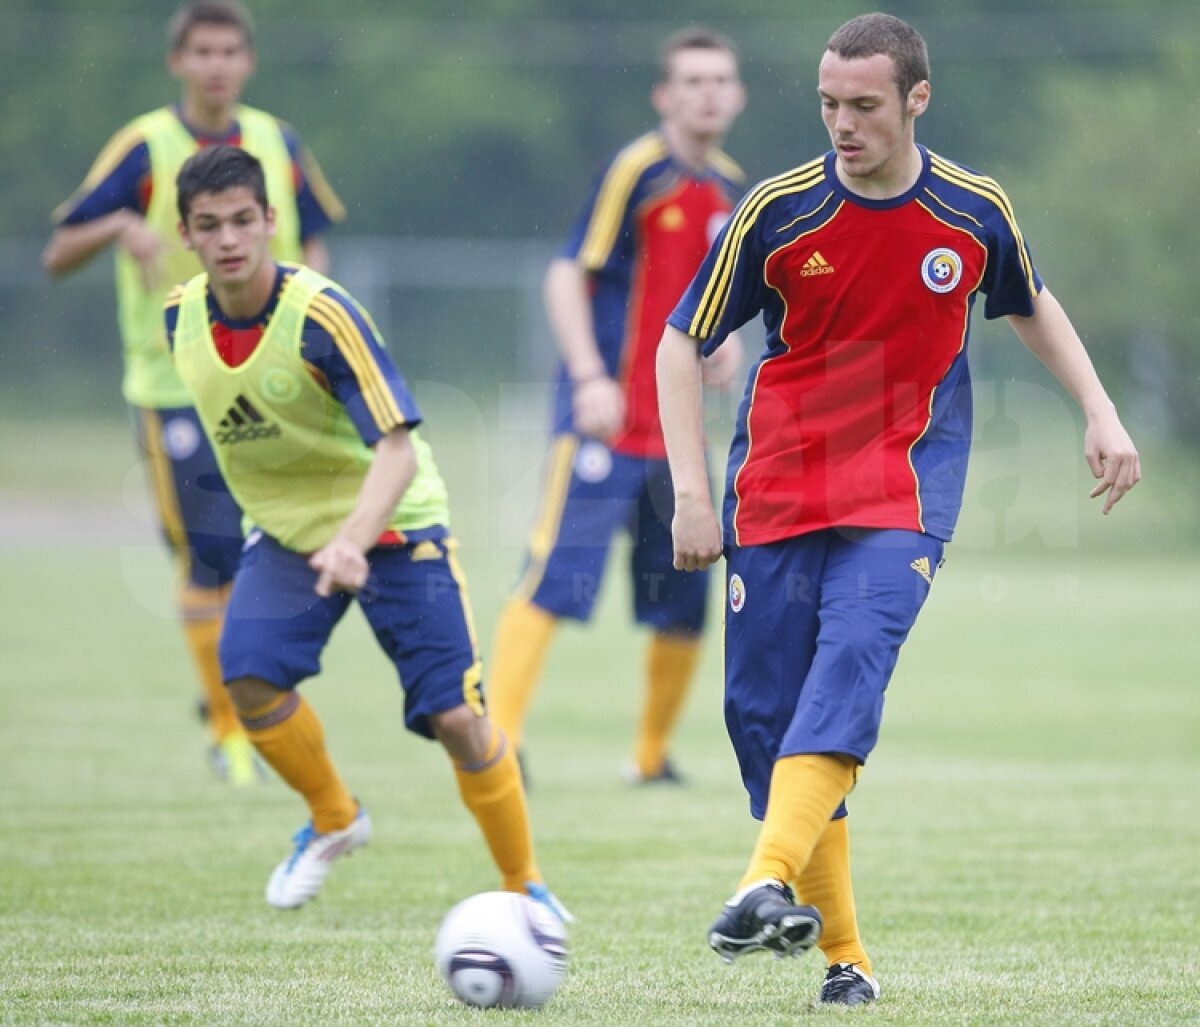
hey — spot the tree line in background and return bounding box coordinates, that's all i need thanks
[1,0,1196,452]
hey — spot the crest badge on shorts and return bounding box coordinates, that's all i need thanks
[162,416,201,460]
[729,573,746,613]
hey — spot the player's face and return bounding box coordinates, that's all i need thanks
[655,48,745,141]
[180,186,276,290]
[818,51,929,197]
[170,23,256,113]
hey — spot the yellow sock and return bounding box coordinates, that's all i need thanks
[239,691,357,833]
[796,817,872,975]
[454,725,541,891]
[635,632,702,777]
[180,584,241,743]
[738,753,858,890]
[486,600,558,749]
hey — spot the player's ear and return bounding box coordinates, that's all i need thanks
[651,81,670,118]
[264,205,277,240]
[907,80,931,118]
[178,219,194,250]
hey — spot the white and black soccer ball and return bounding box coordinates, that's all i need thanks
[435,891,568,1009]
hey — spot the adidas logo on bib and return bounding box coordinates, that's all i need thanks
[215,395,281,444]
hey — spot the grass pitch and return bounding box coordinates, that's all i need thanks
[1,421,1198,1025]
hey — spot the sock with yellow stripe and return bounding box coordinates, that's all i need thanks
[634,632,702,777]
[180,584,241,743]
[486,599,558,750]
[453,725,541,891]
[796,815,872,976]
[738,753,859,891]
[239,690,358,833]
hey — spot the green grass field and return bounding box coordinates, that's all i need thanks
[2,421,1198,1025]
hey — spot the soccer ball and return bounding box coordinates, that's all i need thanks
[435,891,568,1009]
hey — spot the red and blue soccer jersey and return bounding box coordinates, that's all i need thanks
[53,106,342,239]
[668,146,1042,546]
[557,131,743,458]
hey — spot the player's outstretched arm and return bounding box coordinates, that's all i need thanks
[1007,288,1141,513]
[43,211,166,287]
[658,325,722,570]
[309,426,418,596]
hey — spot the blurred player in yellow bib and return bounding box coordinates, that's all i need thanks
[43,0,344,784]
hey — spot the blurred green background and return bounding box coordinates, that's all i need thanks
[2,0,1197,485]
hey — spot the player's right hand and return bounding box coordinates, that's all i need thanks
[672,497,723,571]
[118,216,167,289]
[573,375,625,442]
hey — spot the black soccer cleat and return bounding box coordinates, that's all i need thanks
[625,757,687,786]
[708,881,822,962]
[820,962,880,1006]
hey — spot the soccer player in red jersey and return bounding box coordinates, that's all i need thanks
[42,1,343,785]
[658,13,1140,1006]
[488,28,748,784]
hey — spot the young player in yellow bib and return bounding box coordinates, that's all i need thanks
[165,143,568,916]
[43,0,344,785]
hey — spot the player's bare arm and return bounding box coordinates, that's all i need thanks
[43,210,166,287]
[700,329,744,389]
[1007,288,1141,513]
[301,236,331,275]
[657,325,723,571]
[309,426,418,596]
[544,256,625,441]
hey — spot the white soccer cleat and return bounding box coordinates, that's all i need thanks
[266,806,372,909]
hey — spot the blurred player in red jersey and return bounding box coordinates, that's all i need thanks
[488,27,748,785]
[42,1,343,785]
[658,13,1140,1006]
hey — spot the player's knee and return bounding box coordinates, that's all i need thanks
[431,705,492,764]
[227,675,283,715]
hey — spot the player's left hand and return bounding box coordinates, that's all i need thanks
[309,538,370,596]
[1085,412,1141,514]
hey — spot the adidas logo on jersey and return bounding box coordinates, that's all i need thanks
[799,251,835,277]
[214,395,281,444]
[910,556,933,585]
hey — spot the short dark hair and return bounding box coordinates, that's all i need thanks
[167,0,254,52]
[176,144,268,222]
[658,26,739,82]
[826,13,930,99]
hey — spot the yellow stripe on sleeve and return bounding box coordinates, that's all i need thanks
[706,148,746,185]
[298,146,346,224]
[308,293,405,430]
[689,158,825,340]
[929,154,1037,297]
[577,133,669,270]
[50,123,147,224]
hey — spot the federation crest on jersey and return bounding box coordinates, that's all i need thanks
[728,573,746,613]
[921,248,963,294]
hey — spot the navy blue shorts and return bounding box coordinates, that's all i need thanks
[135,406,243,589]
[724,528,943,819]
[514,435,708,634]
[220,532,484,739]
